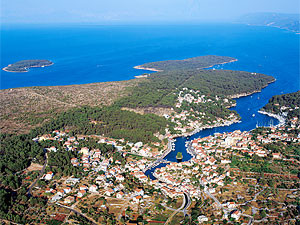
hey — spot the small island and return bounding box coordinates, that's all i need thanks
[3,60,53,73]
[176,152,183,162]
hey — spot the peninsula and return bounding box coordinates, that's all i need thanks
[134,55,237,71]
[0,55,275,134]
[259,91,300,125]
[3,60,53,72]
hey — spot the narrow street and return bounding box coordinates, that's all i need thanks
[27,151,48,196]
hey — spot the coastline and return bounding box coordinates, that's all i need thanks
[170,117,241,139]
[202,58,238,69]
[149,108,283,175]
[154,83,277,169]
[227,79,276,99]
[241,23,300,34]
[258,110,286,127]
[133,65,163,72]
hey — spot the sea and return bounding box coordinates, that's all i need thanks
[1,23,299,178]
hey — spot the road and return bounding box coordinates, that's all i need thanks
[182,192,191,217]
[27,151,48,196]
[164,192,191,225]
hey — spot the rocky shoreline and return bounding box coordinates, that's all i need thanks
[203,58,238,69]
[258,110,286,127]
[133,65,163,72]
[227,79,276,99]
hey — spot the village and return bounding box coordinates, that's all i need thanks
[21,112,300,224]
[166,88,240,136]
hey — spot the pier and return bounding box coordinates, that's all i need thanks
[186,141,197,157]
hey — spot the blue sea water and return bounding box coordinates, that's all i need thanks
[1,23,299,178]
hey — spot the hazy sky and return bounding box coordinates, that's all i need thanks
[1,0,299,24]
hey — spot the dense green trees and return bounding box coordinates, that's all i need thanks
[139,55,235,71]
[0,133,44,189]
[262,91,300,120]
[42,105,170,143]
[117,68,274,108]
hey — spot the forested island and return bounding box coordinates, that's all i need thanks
[3,60,53,72]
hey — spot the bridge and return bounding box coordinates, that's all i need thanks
[143,158,171,172]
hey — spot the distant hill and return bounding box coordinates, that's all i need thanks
[238,12,300,33]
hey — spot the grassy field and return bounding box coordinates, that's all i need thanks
[0,79,141,133]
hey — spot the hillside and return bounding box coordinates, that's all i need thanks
[238,12,300,33]
[0,79,141,134]
[261,91,300,121]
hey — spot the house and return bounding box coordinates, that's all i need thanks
[68,136,76,142]
[224,202,236,209]
[272,153,282,159]
[198,215,209,223]
[105,188,114,196]
[221,159,231,164]
[134,142,143,148]
[64,196,75,204]
[80,147,89,155]
[79,185,88,191]
[231,210,241,220]
[77,190,86,198]
[49,146,57,152]
[208,188,215,194]
[63,187,72,194]
[134,188,144,196]
[57,190,65,196]
[71,158,78,164]
[116,175,125,182]
[132,195,142,203]
[51,194,62,202]
[116,191,124,199]
[45,188,53,193]
[45,171,54,180]
[65,177,80,185]
[89,185,98,193]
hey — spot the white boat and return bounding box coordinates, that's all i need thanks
[252,114,255,117]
